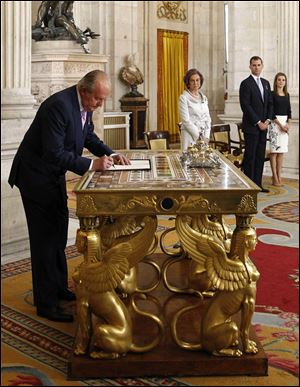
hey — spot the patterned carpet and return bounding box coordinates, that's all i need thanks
[262,201,299,223]
[1,176,299,386]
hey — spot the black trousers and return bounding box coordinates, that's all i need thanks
[20,177,69,311]
[242,131,267,187]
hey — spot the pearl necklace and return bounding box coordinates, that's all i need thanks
[187,89,200,99]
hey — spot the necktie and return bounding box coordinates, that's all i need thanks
[256,77,264,100]
[81,110,87,129]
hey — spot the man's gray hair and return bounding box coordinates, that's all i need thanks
[78,70,110,93]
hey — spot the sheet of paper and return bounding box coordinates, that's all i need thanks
[108,159,151,171]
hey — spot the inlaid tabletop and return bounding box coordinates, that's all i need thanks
[77,150,257,192]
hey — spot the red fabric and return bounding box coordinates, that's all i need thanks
[250,228,299,314]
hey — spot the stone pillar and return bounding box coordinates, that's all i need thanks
[1,1,36,263]
[275,1,299,178]
[277,1,299,110]
[1,1,36,119]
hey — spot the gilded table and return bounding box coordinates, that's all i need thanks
[68,150,267,378]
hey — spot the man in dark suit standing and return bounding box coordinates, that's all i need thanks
[239,56,273,192]
[8,70,130,322]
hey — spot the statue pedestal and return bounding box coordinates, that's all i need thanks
[68,253,268,379]
[31,40,109,139]
[119,96,149,148]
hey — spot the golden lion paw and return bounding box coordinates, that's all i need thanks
[244,339,258,354]
[213,348,243,357]
[74,346,86,356]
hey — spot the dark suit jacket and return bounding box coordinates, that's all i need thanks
[239,75,273,134]
[8,85,113,200]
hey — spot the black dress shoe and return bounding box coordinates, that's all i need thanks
[37,306,74,322]
[58,289,76,301]
[260,187,270,193]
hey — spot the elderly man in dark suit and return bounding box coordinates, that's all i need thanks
[239,56,273,192]
[8,70,130,322]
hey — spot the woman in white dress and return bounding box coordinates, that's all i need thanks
[269,72,292,186]
[179,69,211,151]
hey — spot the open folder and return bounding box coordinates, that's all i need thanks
[108,159,151,171]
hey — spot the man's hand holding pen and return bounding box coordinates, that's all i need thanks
[92,154,131,171]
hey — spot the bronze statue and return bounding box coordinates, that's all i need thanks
[73,215,164,359]
[171,218,260,357]
[32,1,99,53]
[119,54,144,97]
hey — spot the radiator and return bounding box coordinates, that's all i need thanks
[103,112,131,150]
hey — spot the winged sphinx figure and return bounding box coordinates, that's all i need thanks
[73,215,164,359]
[99,215,160,295]
[171,215,260,357]
[163,214,233,296]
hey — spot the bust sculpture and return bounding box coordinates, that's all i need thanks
[119,54,144,97]
[32,1,99,54]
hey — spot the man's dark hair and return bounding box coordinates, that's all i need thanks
[250,56,263,64]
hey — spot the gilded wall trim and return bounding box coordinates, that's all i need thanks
[157,1,187,22]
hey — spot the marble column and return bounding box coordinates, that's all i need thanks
[277,1,299,111]
[1,1,35,262]
[1,1,36,119]
[274,1,299,178]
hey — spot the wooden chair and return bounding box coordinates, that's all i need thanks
[236,122,245,151]
[144,130,170,150]
[209,124,243,168]
[236,122,270,166]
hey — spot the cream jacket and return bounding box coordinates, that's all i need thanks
[179,90,211,151]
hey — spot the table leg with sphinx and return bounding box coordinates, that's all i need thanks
[67,150,268,379]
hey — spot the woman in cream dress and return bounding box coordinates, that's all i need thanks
[179,69,211,151]
[269,72,292,186]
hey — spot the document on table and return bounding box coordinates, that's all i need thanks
[108,159,151,171]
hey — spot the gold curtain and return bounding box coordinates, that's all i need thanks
[161,31,186,143]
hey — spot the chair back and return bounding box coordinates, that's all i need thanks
[209,124,245,168]
[144,131,170,150]
[236,122,245,150]
[209,124,232,153]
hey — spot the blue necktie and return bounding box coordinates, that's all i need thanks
[256,77,264,100]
